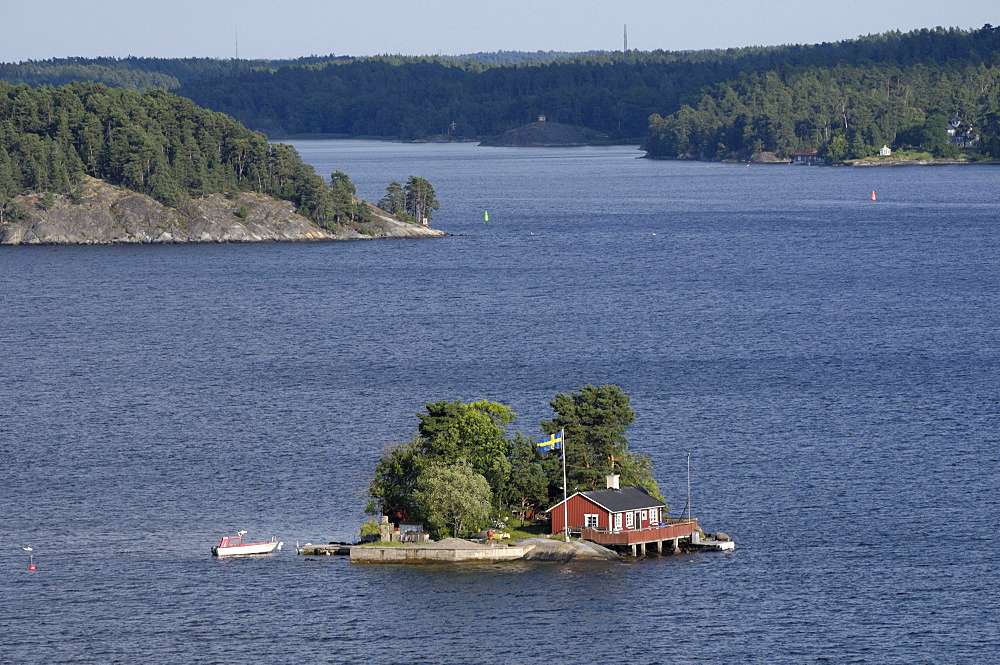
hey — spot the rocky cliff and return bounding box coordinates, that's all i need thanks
[0,177,445,245]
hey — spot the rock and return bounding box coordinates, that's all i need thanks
[749,151,786,163]
[714,532,732,542]
[517,537,620,562]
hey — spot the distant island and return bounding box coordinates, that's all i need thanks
[0,82,443,245]
[479,119,595,147]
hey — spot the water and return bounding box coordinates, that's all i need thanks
[2,142,999,663]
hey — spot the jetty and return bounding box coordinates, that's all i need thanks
[350,538,531,564]
[296,542,352,556]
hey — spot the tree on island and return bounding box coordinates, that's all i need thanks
[541,384,663,502]
[412,462,493,539]
[377,180,406,217]
[507,432,549,525]
[403,176,439,223]
[366,399,514,528]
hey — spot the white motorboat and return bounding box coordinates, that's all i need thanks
[212,530,283,557]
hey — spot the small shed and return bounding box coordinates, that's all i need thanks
[547,475,665,535]
[791,150,824,165]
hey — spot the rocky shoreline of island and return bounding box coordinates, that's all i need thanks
[0,176,445,246]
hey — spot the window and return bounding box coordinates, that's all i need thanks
[649,508,658,524]
[641,510,648,521]
[614,513,622,530]
[625,512,634,529]
[584,514,599,529]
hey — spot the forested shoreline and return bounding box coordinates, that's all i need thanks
[3,25,999,162]
[0,82,372,230]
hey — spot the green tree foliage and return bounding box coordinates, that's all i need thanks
[507,432,549,524]
[643,26,1000,160]
[415,400,514,500]
[367,399,514,522]
[152,24,1000,145]
[412,462,493,538]
[5,28,1000,147]
[377,180,406,217]
[359,518,382,540]
[0,55,349,91]
[0,81,375,230]
[541,384,663,502]
[367,439,423,523]
[403,176,440,223]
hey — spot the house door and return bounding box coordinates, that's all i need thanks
[614,513,622,531]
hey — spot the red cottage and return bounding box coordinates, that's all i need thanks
[547,475,698,555]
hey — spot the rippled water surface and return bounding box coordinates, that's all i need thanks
[3,143,999,663]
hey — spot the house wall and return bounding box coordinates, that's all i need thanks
[549,496,608,534]
[549,496,664,534]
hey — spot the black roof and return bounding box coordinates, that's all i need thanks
[547,486,664,514]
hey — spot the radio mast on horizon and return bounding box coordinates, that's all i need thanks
[624,24,628,52]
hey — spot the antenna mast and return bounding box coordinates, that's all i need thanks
[624,24,628,53]
[687,452,692,522]
[235,27,239,60]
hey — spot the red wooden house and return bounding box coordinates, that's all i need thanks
[546,475,697,554]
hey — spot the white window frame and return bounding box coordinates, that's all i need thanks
[584,514,599,529]
[649,507,658,524]
[641,510,648,521]
[625,512,634,529]
[614,513,623,531]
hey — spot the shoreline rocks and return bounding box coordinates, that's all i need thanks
[0,176,445,245]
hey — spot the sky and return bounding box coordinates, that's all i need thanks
[1,0,996,63]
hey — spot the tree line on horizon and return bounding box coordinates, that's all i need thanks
[133,24,1000,153]
[3,26,1000,159]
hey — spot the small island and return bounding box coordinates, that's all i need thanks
[339,385,730,564]
[479,117,597,147]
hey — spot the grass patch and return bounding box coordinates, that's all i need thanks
[506,522,548,540]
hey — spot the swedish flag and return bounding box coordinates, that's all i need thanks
[536,431,563,452]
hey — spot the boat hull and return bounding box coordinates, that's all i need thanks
[212,541,282,557]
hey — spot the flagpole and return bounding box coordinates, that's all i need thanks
[561,428,568,542]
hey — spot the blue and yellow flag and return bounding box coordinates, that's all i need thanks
[536,431,563,452]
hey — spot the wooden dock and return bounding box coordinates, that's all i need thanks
[580,519,700,556]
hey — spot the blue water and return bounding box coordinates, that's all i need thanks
[2,143,999,663]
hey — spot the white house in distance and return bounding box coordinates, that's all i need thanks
[880,145,892,157]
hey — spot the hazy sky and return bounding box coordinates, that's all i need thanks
[2,0,996,62]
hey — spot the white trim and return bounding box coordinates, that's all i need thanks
[584,514,599,529]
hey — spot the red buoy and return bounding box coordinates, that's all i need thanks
[870,190,877,201]
[28,564,36,571]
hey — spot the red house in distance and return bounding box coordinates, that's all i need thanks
[547,474,698,555]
